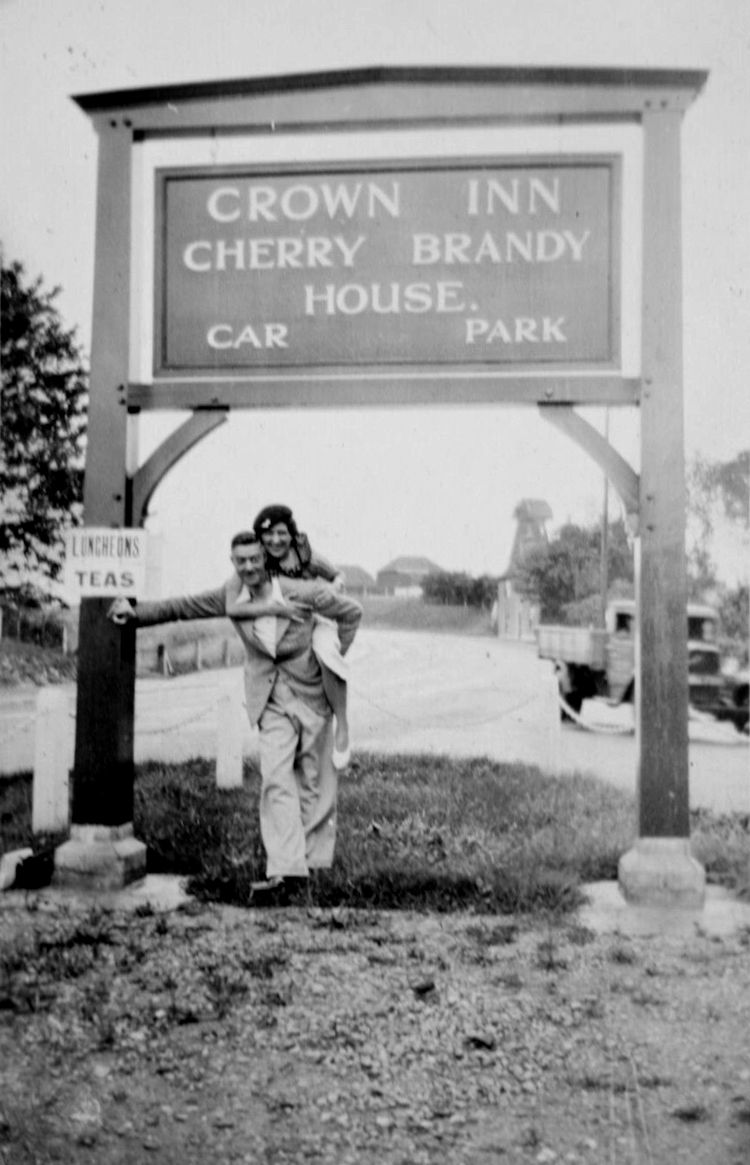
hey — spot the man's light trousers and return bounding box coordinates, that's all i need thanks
[257,681,337,879]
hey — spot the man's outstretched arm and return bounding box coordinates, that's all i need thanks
[108,588,226,627]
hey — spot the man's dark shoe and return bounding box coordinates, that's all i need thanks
[249,875,309,907]
[249,876,289,907]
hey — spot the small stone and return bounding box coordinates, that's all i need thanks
[70,1097,102,1127]
[213,1115,236,1129]
[465,1032,496,1051]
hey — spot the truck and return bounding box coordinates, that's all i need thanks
[537,599,749,732]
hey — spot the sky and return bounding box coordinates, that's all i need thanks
[1,0,748,592]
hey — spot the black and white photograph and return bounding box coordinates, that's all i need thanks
[1,2,748,1162]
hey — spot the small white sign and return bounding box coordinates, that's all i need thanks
[63,528,148,600]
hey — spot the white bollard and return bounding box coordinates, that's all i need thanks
[32,687,72,834]
[215,690,243,788]
[542,668,562,777]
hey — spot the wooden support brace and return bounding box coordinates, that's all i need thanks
[130,410,228,526]
[539,404,640,522]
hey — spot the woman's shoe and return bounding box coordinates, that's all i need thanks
[332,745,351,771]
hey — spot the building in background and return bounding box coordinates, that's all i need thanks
[495,499,552,639]
[376,556,444,598]
[338,564,377,596]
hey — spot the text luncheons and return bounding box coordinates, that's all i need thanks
[68,533,142,559]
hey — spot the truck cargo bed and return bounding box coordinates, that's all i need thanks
[536,625,608,669]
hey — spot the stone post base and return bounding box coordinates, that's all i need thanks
[54,824,147,891]
[619,838,706,908]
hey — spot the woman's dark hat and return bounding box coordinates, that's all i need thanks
[253,504,297,537]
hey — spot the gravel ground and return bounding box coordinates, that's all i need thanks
[1,894,750,1164]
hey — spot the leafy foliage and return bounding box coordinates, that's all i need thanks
[717,584,748,656]
[514,518,634,623]
[689,450,749,527]
[422,570,499,609]
[1,257,88,589]
[686,451,749,650]
[686,450,749,592]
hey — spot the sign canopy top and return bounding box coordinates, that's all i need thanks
[73,64,709,411]
[74,65,707,132]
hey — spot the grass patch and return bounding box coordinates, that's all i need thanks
[0,639,77,687]
[0,772,67,864]
[0,772,33,851]
[132,752,637,913]
[4,754,749,913]
[357,596,494,636]
[690,807,750,890]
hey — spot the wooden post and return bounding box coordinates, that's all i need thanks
[216,689,244,788]
[54,118,146,889]
[33,688,72,835]
[542,667,562,777]
[619,109,705,906]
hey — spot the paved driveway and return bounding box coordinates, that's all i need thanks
[2,629,747,813]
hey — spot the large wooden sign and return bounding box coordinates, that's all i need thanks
[156,160,618,374]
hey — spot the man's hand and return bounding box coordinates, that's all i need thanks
[276,598,311,623]
[107,597,136,625]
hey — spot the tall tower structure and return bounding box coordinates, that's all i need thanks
[496,499,552,638]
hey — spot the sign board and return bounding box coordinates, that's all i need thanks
[63,528,148,600]
[155,159,619,376]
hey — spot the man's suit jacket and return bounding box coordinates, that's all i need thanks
[135,578,362,726]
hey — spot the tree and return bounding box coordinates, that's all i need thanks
[1,257,88,592]
[686,451,749,653]
[718,584,748,659]
[514,517,634,623]
[686,450,749,599]
[422,570,499,609]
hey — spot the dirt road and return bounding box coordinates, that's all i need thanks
[2,630,747,813]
